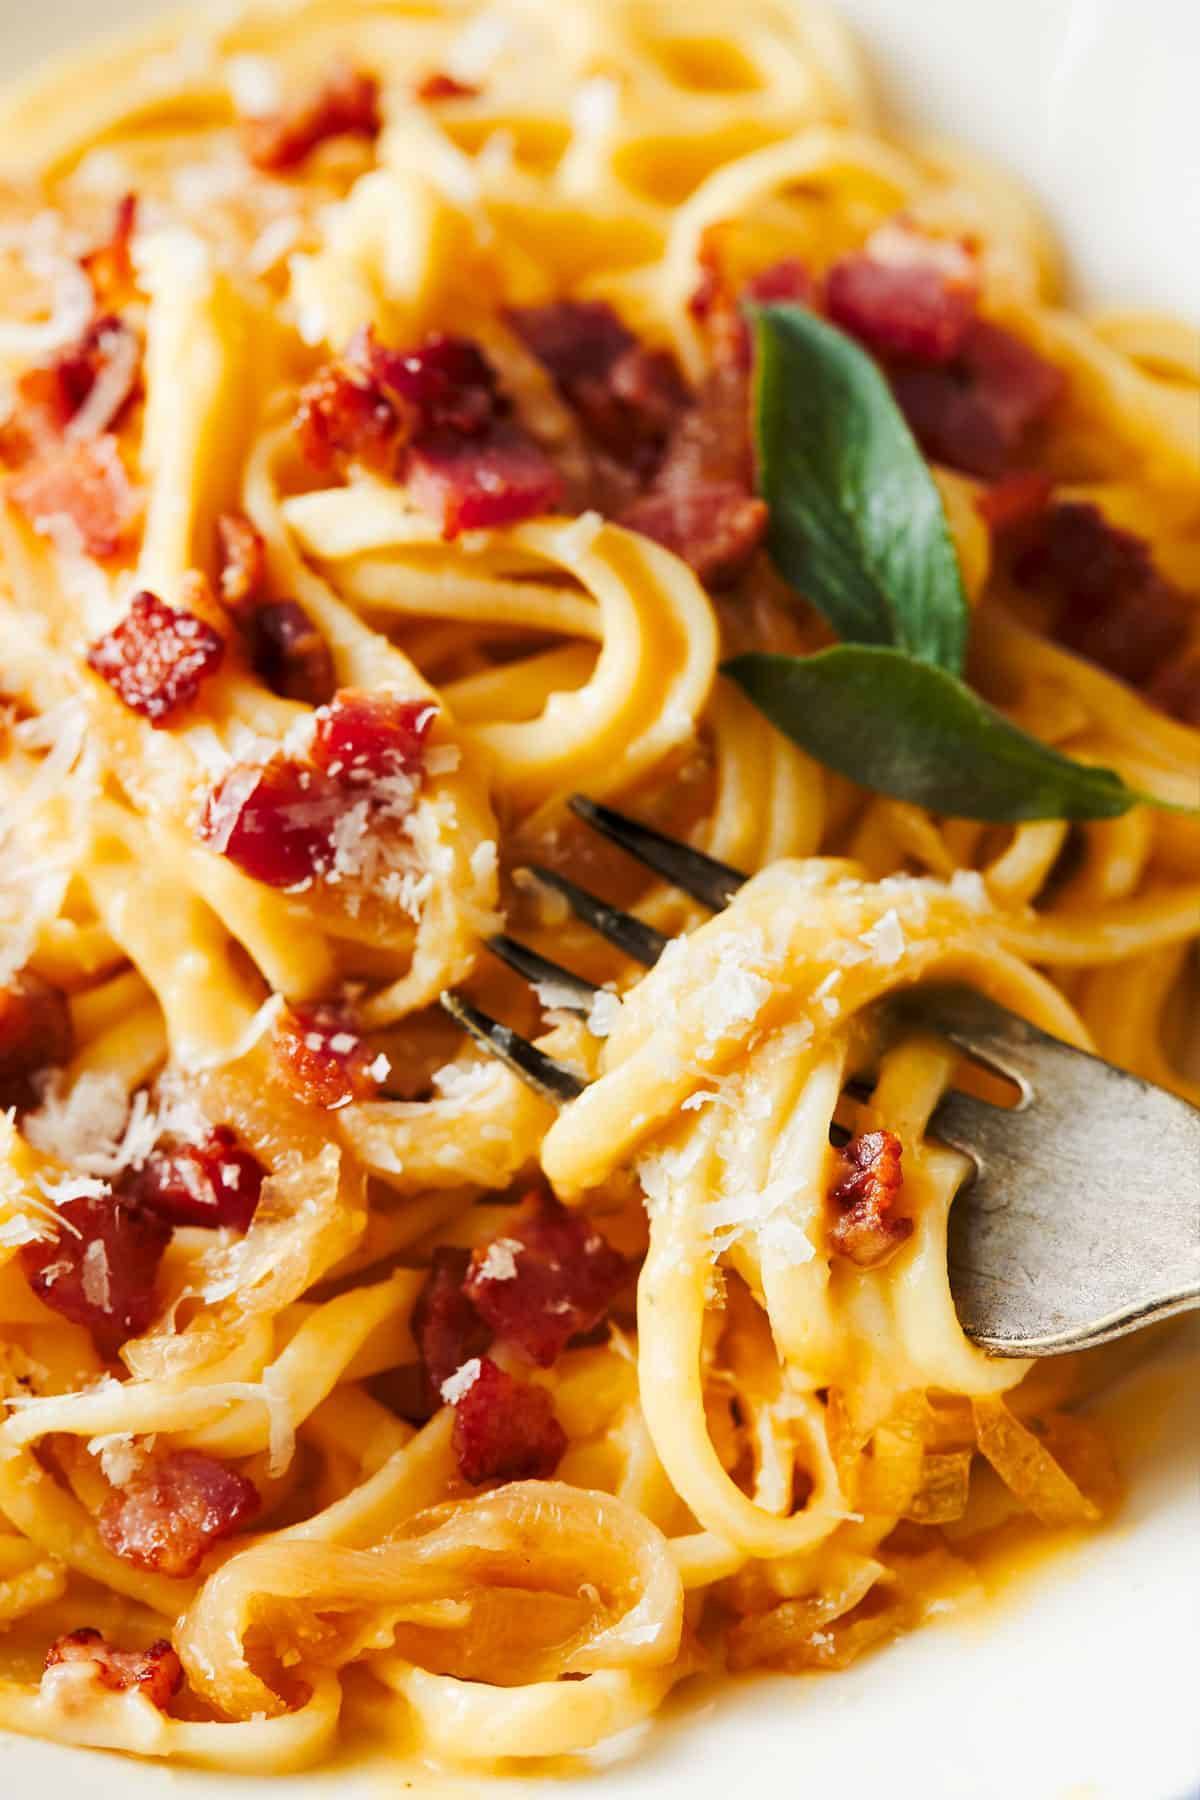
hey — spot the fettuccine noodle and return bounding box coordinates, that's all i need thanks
[0,0,1194,1775]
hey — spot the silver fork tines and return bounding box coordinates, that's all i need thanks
[901,986,1200,1355]
[440,801,1200,1357]
[486,932,599,1016]
[438,990,586,1102]
[526,864,670,968]
[568,796,746,911]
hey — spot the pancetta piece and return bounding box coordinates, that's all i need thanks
[129,1126,266,1233]
[825,230,977,365]
[463,1192,628,1366]
[509,300,689,475]
[412,1246,493,1407]
[98,1450,260,1578]
[827,1129,912,1268]
[44,1629,182,1710]
[296,329,563,535]
[1010,501,1193,686]
[448,1355,567,1485]
[8,435,140,559]
[21,1191,171,1356]
[215,510,268,610]
[198,757,345,889]
[272,1002,387,1109]
[86,590,225,725]
[889,321,1065,478]
[241,62,381,172]
[0,972,73,1108]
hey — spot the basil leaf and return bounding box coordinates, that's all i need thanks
[753,303,969,675]
[724,646,1153,822]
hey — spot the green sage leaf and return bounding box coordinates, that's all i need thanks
[724,645,1156,823]
[753,303,969,674]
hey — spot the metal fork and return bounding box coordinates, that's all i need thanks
[441,797,1200,1357]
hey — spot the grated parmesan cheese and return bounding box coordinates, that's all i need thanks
[424,744,462,777]
[24,1072,136,1173]
[88,1433,145,1489]
[0,1213,57,1248]
[469,839,498,883]
[864,908,906,966]
[440,1357,482,1405]
[33,1171,110,1206]
[949,868,989,912]
[702,963,771,1042]
[586,988,621,1039]
[474,1237,520,1283]
[533,976,587,1014]
[431,1060,498,1105]
[224,53,282,116]
[636,1131,708,1220]
[79,1240,112,1312]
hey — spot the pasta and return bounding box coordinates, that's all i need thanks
[0,0,1195,1775]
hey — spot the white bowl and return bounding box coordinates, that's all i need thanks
[0,4,1197,1797]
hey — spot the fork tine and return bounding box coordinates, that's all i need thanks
[526,866,668,968]
[891,985,1041,1099]
[438,991,587,1102]
[569,796,746,911]
[486,933,599,1016]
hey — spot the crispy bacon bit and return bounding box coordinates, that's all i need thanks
[744,259,817,309]
[272,1002,386,1109]
[412,1246,492,1407]
[295,328,563,536]
[622,481,768,590]
[311,688,436,782]
[690,245,815,370]
[45,1629,182,1710]
[214,516,336,706]
[8,434,140,558]
[509,301,689,476]
[128,1126,265,1233]
[975,470,1054,532]
[464,1193,628,1367]
[0,973,73,1108]
[450,1355,567,1485]
[97,1451,260,1578]
[198,757,342,888]
[215,510,267,609]
[199,690,433,889]
[10,315,141,458]
[826,234,978,366]
[250,600,337,707]
[360,334,500,439]
[241,62,381,172]
[616,257,781,588]
[21,1192,171,1357]
[415,70,480,101]
[87,590,224,725]
[408,422,565,535]
[1145,650,1200,729]
[827,1129,912,1268]
[295,351,405,478]
[890,321,1065,479]
[296,328,496,468]
[1010,502,1194,687]
[82,194,139,310]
